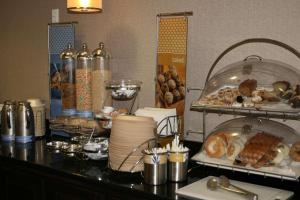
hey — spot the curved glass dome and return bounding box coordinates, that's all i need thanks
[203,56,300,96]
[196,56,300,111]
[210,117,299,144]
[192,117,300,180]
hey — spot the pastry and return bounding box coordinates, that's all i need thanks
[261,91,280,102]
[204,132,228,158]
[226,135,247,161]
[289,141,300,162]
[271,143,290,164]
[295,85,300,95]
[289,95,300,108]
[160,83,169,94]
[168,79,177,90]
[238,79,257,97]
[172,89,181,102]
[199,87,240,106]
[251,95,263,103]
[178,86,185,98]
[164,92,174,105]
[67,118,88,126]
[251,90,264,103]
[272,81,290,96]
[157,74,165,85]
[281,89,295,100]
[253,148,278,168]
[234,132,282,168]
[243,98,254,107]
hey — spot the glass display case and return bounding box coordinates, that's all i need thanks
[192,55,300,119]
[190,38,300,181]
[192,117,300,180]
[191,39,300,120]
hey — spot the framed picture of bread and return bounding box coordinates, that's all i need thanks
[155,16,188,117]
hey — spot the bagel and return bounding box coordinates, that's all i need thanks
[289,141,300,162]
[204,133,227,158]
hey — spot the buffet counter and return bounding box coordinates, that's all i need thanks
[0,139,298,200]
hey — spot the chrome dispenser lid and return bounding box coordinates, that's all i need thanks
[4,100,16,105]
[92,42,107,58]
[77,43,90,59]
[17,101,31,107]
[60,43,76,59]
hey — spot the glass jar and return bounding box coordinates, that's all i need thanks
[75,43,93,118]
[92,42,111,113]
[60,43,76,116]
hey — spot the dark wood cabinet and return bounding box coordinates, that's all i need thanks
[0,168,5,200]
[1,169,44,200]
[45,180,99,200]
[0,161,116,200]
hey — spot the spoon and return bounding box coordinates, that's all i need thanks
[87,127,96,144]
[219,176,258,200]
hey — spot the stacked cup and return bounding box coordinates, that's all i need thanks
[109,115,156,172]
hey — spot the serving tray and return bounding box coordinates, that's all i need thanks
[176,176,294,200]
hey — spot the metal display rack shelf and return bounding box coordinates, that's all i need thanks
[193,160,299,182]
[191,104,300,121]
[190,38,300,181]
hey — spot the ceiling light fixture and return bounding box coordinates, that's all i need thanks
[67,0,102,13]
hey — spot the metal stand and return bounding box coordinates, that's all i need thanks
[190,38,300,181]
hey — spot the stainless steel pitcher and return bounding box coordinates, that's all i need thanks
[15,101,34,143]
[1,100,16,141]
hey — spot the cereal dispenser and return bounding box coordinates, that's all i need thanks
[75,43,93,118]
[60,43,76,116]
[92,42,111,114]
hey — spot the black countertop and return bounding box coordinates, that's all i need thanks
[0,139,299,200]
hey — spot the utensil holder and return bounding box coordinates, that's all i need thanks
[143,151,167,185]
[168,151,189,182]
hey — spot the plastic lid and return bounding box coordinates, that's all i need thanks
[201,56,300,98]
[4,100,16,105]
[27,98,44,107]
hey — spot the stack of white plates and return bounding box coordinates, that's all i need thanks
[109,115,156,172]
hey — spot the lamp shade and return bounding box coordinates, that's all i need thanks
[67,0,102,13]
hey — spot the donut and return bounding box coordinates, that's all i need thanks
[204,133,227,158]
[289,141,300,162]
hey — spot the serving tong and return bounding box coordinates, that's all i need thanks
[207,176,258,200]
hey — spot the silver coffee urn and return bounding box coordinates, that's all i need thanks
[1,100,16,141]
[15,101,35,143]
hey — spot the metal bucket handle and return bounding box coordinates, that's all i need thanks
[204,38,300,88]
[156,115,182,136]
[108,138,157,172]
